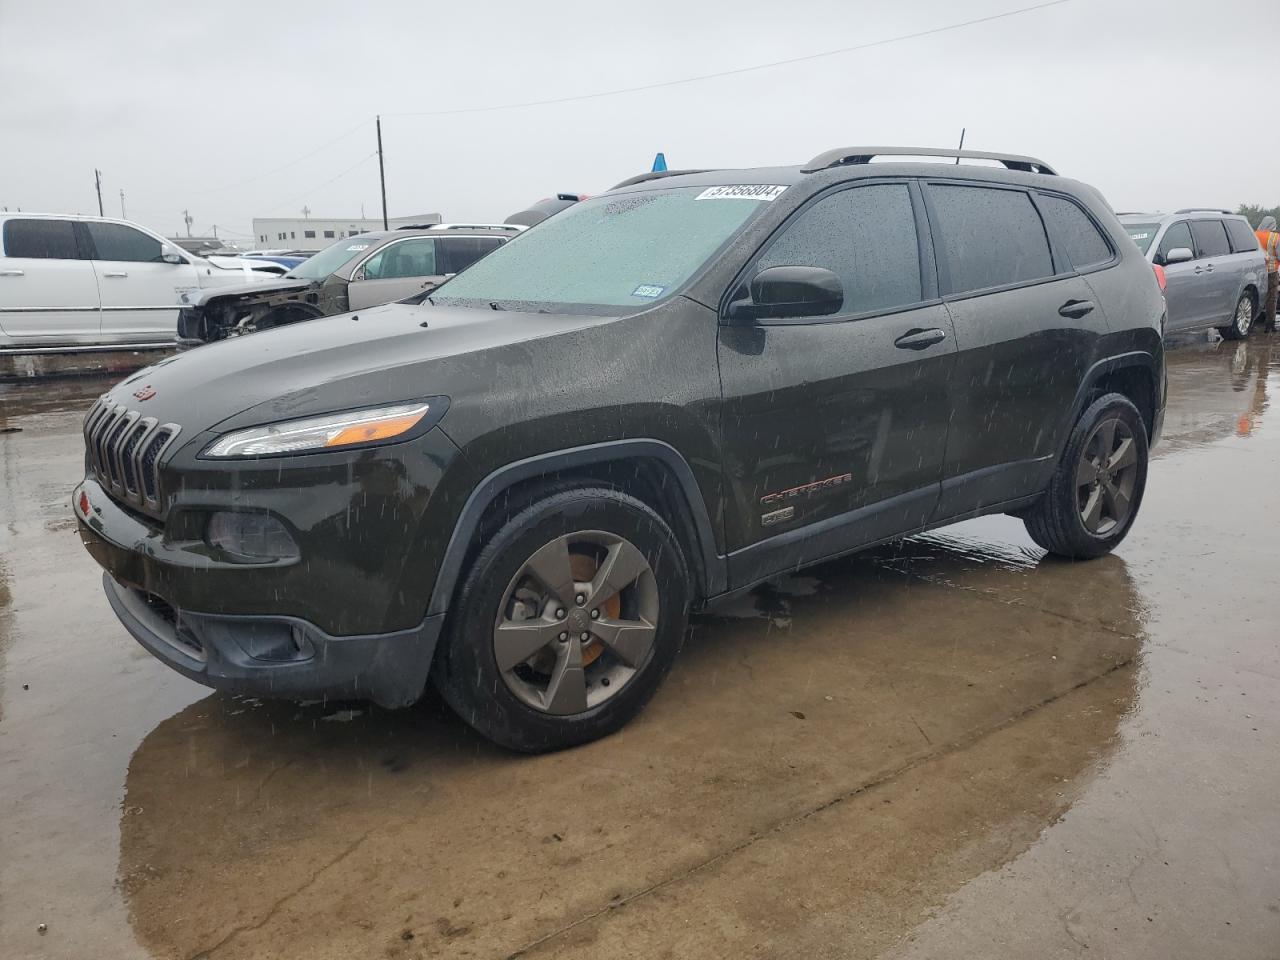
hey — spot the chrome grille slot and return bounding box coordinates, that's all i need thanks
[82,397,180,515]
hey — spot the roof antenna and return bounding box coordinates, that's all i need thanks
[956,128,965,164]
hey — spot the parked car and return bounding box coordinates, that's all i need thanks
[175,223,520,346]
[0,213,281,350]
[239,251,311,270]
[1119,210,1265,339]
[504,193,587,227]
[76,146,1165,752]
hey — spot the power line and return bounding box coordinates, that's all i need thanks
[194,118,373,195]
[258,151,379,215]
[385,0,1074,118]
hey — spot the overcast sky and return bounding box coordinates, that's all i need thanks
[2,0,1277,244]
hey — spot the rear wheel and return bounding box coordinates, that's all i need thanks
[433,487,690,752]
[1023,393,1148,559]
[1218,292,1255,341]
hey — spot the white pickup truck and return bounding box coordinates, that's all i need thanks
[0,213,280,352]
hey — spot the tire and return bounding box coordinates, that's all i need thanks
[1218,291,1255,341]
[1023,393,1149,560]
[432,487,691,753]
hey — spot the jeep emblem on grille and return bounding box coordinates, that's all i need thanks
[132,385,156,402]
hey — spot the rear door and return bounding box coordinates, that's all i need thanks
[1189,219,1235,326]
[0,217,101,344]
[717,180,957,579]
[347,237,441,309]
[923,181,1109,517]
[1154,221,1201,331]
[85,221,200,342]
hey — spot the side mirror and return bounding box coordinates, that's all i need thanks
[729,265,844,323]
[160,250,186,265]
[1163,247,1194,265]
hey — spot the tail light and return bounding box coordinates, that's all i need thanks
[1152,263,1167,292]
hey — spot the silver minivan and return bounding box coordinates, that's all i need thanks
[1120,210,1266,339]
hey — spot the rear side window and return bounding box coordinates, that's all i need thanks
[927,185,1053,295]
[757,183,922,316]
[1156,221,1194,263]
[85,222,164,262]
[1190,220,1230,258]
[1038,194,1113,270]
[438,236,504,274]
[1225,219,1259,253]
[2,219,81,259]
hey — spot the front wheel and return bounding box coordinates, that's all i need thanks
[1218,292,1255,341]
[433,487,691,752]
[1023,393,1149,559]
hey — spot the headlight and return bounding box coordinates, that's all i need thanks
[203,402,433,458]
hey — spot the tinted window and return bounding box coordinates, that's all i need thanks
[1225,219,1259,253]
[1156,221,1193,263]
[85,222,164,262]
[1191,220,1230,258]
[1039,195,1112,270]
[928,185,1053,294]
[361,238,436,279]
[437,236,504,274]
[757,184,922,316]
[2,218,81,259]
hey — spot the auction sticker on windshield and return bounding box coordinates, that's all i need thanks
[695,185,787,201]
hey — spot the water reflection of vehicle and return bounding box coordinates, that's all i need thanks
[115,530,1145,960]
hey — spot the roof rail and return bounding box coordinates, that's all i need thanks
[801,146,1057,176]
[610,169,713,190]
[395,222,524,232]
[1174,207,1232,215]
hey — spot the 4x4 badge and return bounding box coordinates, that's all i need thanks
[132,385,156,402]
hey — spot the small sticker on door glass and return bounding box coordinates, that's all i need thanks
[695,185,787,202]
[1128,232,1150,241]
[346,243,371,251]
[632,284,665,299]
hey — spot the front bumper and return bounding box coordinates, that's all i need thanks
[101,571,441,708]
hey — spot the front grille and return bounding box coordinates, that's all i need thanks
[83,398,181,515]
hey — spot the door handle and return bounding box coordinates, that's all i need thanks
[103,271,128,278]
[1058,299,1095,319]
[1194,266,1204,275]
[1204,263,1215,272]
[893,328,948,350]
[0,269,23,277]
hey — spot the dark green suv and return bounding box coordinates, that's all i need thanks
[75,147,1166,752]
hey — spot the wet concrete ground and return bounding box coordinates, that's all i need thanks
[1,337,1278,960]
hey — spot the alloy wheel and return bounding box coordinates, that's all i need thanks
[1075,417,1139,536]
[493,531,659,715]
[1235,296,1253,336]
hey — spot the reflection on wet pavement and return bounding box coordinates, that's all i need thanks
[2,341,1278,959]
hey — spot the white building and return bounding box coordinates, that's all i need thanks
[252,213,441,251]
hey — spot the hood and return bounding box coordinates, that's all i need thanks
[1260,216,1277,233]
[184,277,316,308]
[107,300,613,441]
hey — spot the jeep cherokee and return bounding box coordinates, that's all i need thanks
[74,146,1166,752]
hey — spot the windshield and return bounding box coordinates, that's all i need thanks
[284,236,376,280]
[433,186,776,311]
[1123,222,1161,254]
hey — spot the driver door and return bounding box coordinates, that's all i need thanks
[84,221,198,342]
[348,237,442,309]
[716,180,957,584]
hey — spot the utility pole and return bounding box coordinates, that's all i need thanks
[119,189,126,218]
[376,114,388,230]
[182,209,193,237]
[94,169,104,216]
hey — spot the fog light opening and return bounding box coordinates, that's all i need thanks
[206,511,300,562]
